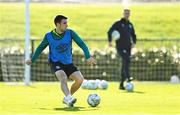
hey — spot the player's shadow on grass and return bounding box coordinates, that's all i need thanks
[122,90,145,94]
[54,106,99,111]
[133,91,145,93]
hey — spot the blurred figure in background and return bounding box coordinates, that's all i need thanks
[107,9,137,90]
[26,15,96,107]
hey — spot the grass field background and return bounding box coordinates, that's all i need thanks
[0,82,180,114]
[0,3,180,39]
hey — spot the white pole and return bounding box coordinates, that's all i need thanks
[24,0,30,85]
[122,0,130,9]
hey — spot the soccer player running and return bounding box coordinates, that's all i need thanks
[107,9,137,90]
[26,15,96,107]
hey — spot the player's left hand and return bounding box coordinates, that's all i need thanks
[87,56,97,65]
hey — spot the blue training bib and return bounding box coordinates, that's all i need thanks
[46,29,72,64]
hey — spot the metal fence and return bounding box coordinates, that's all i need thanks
[0,38,180,82]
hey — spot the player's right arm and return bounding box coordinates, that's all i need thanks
[107,21,119,43]
[25,36,49,65]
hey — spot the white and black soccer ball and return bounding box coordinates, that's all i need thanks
[125,82,134,92]
[111,30,120,40]
[87,94,101,107]
[87,80,98,90]
[81,79,88,89]
[98,80,108,89]
[170,75,180,84]
[95,79,101,86]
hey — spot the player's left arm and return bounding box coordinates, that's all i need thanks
[70,30,96,65]
[131,23,137,48]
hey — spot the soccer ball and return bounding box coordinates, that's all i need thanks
[81,79,88,89]
[87,80,98,90]
[125,82,134,92]
[87,94,101,107]
[111,30,120,40]
[170,75,180,84]
[95,79,101,86]
[98,80,108,89]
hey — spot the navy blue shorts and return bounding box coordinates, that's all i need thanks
[49,62,79,77]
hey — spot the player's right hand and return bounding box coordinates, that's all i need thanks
[25,59,32,65]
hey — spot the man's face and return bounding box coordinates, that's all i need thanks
[57,19,68,32]
[123,10,130,20]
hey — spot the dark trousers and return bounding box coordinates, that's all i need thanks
[118,49,131,86]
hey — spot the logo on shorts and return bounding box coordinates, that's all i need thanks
[56,66,60,69]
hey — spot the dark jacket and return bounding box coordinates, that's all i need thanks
[108,18,136,51]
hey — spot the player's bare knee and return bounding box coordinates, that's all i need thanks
[61,76,68,83]
[80,76,84,84]
[76,76,83,85]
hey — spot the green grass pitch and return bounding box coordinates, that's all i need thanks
[0,82,180,114]
[0,3,180,39]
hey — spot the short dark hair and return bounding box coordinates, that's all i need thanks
[54,15,67,26]
[124,9,130,12]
